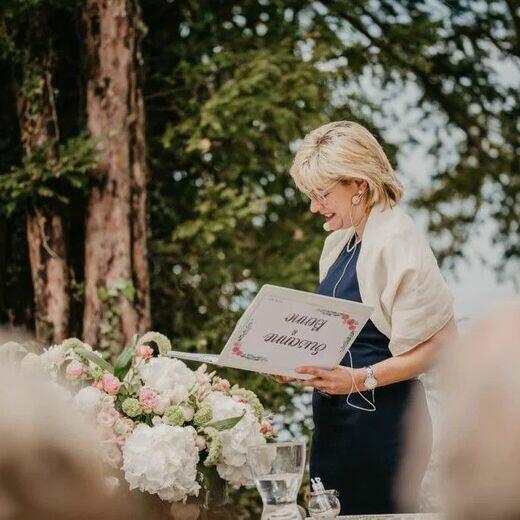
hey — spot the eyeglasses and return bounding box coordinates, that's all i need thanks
[308,179,341,205]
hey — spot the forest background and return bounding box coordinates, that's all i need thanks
[0,1,518,508]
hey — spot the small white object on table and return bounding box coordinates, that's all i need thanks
[307,514,442,520]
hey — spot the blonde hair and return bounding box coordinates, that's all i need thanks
[289,121,403,208]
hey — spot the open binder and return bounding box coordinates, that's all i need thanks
[168,284,373,380]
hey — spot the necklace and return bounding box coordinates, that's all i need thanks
[332,234,360,298]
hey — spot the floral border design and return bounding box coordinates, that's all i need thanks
[231,320,268,362]
[232,342,267,362]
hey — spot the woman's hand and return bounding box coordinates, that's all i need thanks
[274,375,296,383]
[265,374,296,384]
[296,365,361,395]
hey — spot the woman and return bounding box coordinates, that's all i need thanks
[278,121,456,515]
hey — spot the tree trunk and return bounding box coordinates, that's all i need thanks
[83,0,150,355]
[13,44,70,344]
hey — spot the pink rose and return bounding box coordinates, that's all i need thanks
[102,373,122,395]
[215,378,230,392]
[139,387,159,413]
[116,435,128,447]
[92,379,104,390]
[136,343,154,359]
[97,410,117,428]
[260,420,274,436]
[66,360,84,379]
[347,318,356,326]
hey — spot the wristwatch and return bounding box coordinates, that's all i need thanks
[363,366,378,391]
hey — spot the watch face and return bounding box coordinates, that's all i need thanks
[365,376,377,390]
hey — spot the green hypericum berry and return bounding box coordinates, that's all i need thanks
[164,406,185,426]
[193,405,213,426]
[89,365,103,380]
[122,398,142,418]
[203,435,222,467]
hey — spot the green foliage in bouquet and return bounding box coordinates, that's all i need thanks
[2,333,276,510]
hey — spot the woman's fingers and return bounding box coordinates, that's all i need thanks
[271,375,296,383]
[296,366,330,379]
[300,377,323,387]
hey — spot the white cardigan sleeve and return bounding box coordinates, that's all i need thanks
[379,230,454,356]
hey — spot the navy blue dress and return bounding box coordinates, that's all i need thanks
[310,235,432,515]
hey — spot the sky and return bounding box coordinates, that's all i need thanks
[365,79,519,324]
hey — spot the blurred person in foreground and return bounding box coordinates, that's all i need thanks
[0,361,151,520]
[400,300,520,518]
[440,301,520,519]
[274,121,457,515]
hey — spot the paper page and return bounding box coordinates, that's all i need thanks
[217,284,373,379]
[167,351,221,365]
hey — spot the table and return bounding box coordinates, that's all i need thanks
[308,515,441,519]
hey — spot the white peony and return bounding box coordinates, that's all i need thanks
[202,392,266,487]
[122,423,201,502]
[139,357,196,400]
[73,386,104,416]
[39,343,68,369]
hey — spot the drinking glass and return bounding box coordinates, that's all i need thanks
[307,489,341,518]
[247,441,306,520]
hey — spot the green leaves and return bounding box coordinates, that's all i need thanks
[205,411,246,431]
[114,346,134,380]
[75,347,114,374]
[0,134,95,217]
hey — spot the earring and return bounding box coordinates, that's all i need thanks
[352,190,364,205]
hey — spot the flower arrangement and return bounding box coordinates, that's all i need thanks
[4,333,274,504]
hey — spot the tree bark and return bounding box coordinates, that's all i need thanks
[13,44,70,344]
[83,0,150,354]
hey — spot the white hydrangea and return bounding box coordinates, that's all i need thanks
[202,392,266,487]
[122,424,201,502]
[139,358,196,402]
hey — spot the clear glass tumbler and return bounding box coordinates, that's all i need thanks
[307,489,341,518]
[247,441,306,520]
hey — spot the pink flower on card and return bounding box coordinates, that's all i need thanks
[102,373,122,395]
[232,343,243,356]
[347,318,356,326]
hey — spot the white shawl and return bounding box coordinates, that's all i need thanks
[319,202,454,356]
